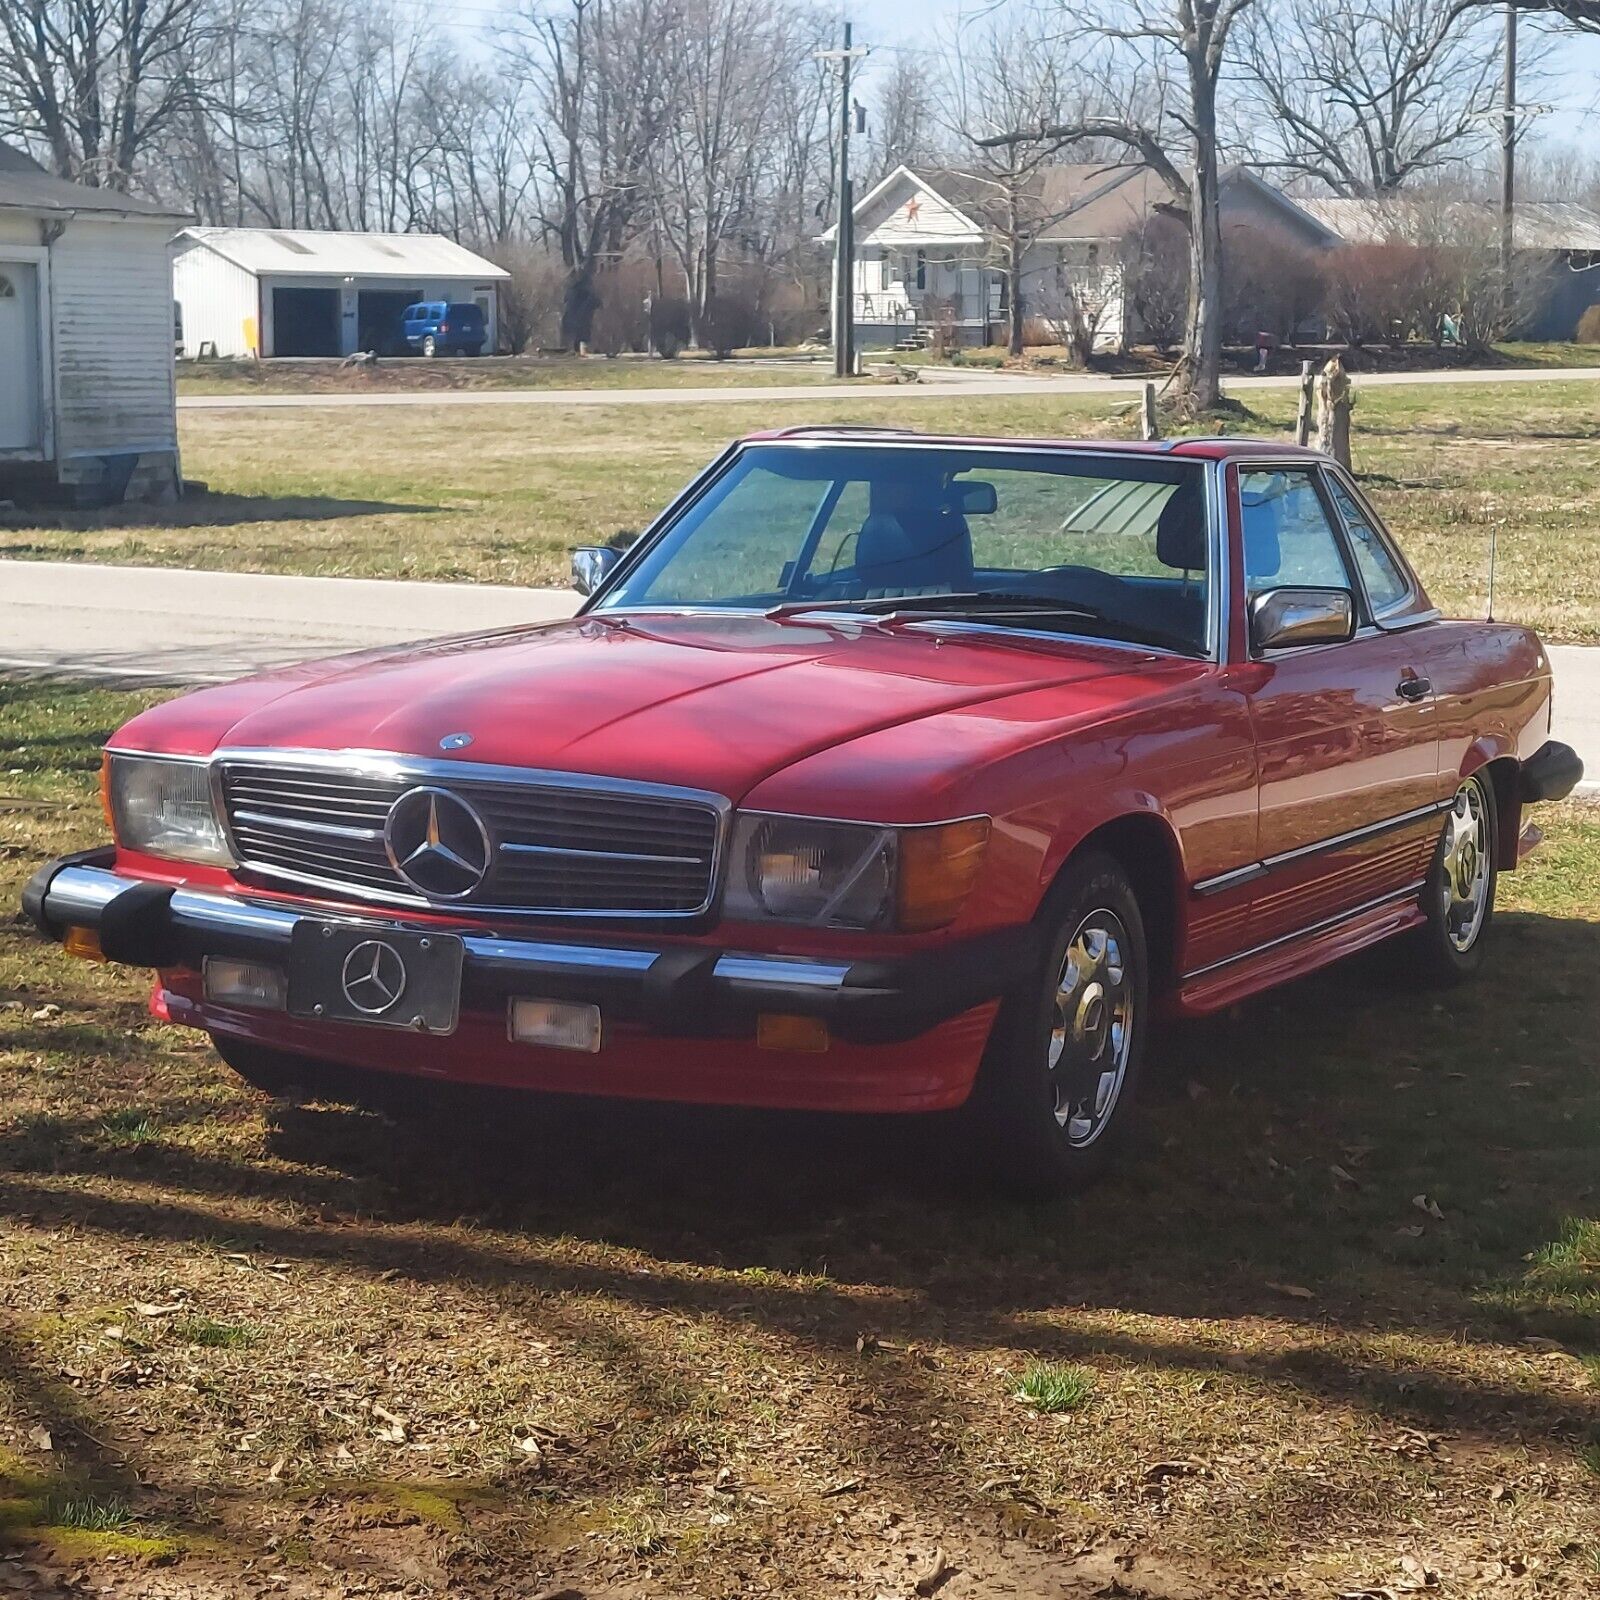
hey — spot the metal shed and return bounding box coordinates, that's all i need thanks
[171,227,511,359]
[0,143,188,505]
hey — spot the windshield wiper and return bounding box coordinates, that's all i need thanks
[767,591,1099,621]
[767,592,1205,658]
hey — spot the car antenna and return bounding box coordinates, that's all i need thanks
[1486,516,1500,622]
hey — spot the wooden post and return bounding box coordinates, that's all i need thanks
[1294,359,1315,446]
[1316,355,1352,468]
[1140,381,1160,441]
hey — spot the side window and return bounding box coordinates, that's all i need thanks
[1328,479,1410,613]
[1239,469,1352,595]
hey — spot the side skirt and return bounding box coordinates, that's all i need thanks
[1173,880,1426,1018]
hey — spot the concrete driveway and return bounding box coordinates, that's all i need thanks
[176,363,1600,411]
[1,556,1593,793]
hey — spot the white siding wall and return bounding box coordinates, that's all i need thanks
[49,216,177,458]
[173,241,259,358]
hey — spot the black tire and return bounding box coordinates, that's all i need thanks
[1402,771,1498,983]
[965,851,1151,1195]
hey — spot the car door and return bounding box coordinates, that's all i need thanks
[1235,465,1440,947]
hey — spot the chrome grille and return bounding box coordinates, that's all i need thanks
[219,756,724,917]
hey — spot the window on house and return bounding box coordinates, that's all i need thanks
[915,250,927,290]
[0,274,15,299]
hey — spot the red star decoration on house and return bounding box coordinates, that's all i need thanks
[904,197,921,223]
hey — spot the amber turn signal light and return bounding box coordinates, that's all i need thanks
[756,1013,830,1053]
[64,925,106,963]
[897,816,991,933]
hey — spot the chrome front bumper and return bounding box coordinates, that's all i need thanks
[24,852,1031,1044]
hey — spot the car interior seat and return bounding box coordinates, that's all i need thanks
[852,479,973,596]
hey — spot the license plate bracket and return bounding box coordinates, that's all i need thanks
[287,920,463,1034]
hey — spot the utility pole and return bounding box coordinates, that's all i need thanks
[817,22,869,377]
[1500,0,1517,309]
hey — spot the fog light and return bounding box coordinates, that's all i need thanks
[202,957,286,1010]
[64,925,106,963]
[756,1013,830,1053]
[509,998,602,1053]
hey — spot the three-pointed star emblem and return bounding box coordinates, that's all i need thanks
[382,786,493,898]
[340,939,408,1014]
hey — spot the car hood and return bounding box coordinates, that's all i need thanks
[114,613,1191,803]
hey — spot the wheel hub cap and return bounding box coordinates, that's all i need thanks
[1048,911,1135,1147]
[1441,782,1490,953]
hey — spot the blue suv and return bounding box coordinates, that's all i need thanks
[401,301,487,357]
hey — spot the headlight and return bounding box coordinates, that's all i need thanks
[724,812,989,932]
[105,754,233,867]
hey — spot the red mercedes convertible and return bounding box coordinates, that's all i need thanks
[24,430,1582,1190]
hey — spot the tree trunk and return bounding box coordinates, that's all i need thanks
[1006,197,1025,357]
[1316,355,1352,468]
[561,263,601,352]
[1181,75,1223,410]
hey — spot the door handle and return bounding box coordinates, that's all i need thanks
[1396,676,1432,702]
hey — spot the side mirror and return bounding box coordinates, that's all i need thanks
[571,545,620,596]
[1249,586,1355,651]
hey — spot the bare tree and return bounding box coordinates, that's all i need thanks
[1238,0,1514,196]
[504,0,675,349]
[978,0,1258,409]
[647,0,798,339]
[0,0,217,187]
[866,52,942,183]
[938,10,1093,356]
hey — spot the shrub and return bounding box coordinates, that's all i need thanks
[1576,303,1600,344]
[698,291,760,357]
[1222,223,1326,343]
[1123,214,1188,352]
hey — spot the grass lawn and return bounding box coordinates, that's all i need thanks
[176,353,839,396]
[3,378,1600,641]
[1,679,1597,1597]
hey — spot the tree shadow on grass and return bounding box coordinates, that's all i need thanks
[2,912,1595,1449]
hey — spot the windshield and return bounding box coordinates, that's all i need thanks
[597,444,1212,655]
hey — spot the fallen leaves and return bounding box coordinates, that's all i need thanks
[1412,1194,1446,1221]
[1265,1281,1316,1300]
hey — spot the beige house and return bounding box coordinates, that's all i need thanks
[826,162,1338,351]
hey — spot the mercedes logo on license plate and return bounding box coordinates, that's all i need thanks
[340,939,408,1015]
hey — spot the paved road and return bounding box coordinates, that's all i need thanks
[2,557,1593,793]
[177,363,1600,411]
[0,559,577,684]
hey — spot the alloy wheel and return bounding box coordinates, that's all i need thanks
[1047,908,1136,1147]
[1441,779,1492,953]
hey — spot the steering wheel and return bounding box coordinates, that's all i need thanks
[1028,564,1132,610]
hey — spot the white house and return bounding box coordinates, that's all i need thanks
[171,227,511,359]
[827,163,1338,351]
[0,143,188,505]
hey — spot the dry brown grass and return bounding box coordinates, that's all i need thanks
[1,679,1597,1597]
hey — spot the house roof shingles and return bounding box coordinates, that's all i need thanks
[1297,194,1600,252]
[0,141,189,220]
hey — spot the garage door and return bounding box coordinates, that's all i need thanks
[271,286,340,357]
[0,263,42,452]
